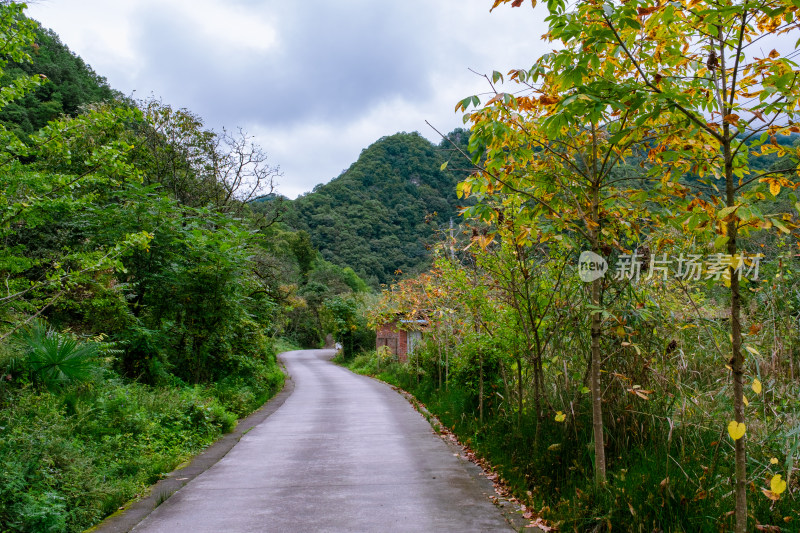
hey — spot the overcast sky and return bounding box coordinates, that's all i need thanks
[25,1,550,199]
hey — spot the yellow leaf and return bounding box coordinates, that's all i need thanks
[770,181,781,196]
[743,395,749,407]
[555,411,566,422]
[771,474,787,495]
[762,488,780,501]
[727,420,746,440]
[770,457,779,465]
[752,378,762,395]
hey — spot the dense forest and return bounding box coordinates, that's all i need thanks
[3,0,800,532]
[271,129,471,287]
[0,7,370,531]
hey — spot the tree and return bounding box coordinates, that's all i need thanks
[0,24,115,136]
[1,101,152,338]
[285,132,467,285]
[458,61,654,482]
[479,230,575,441]
[133,99,283,224]
[488,0,800,527]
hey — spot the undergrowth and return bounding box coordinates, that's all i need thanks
[0,343,285,532]
[342,350,800,533]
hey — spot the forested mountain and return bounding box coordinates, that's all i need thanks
[0,24,115,136]
[280,130,472,286]
[278,127,799,289]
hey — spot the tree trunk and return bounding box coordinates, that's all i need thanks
[446,333,450,391]
[589,126,607,485]
[517,355,524,430]
[590,274,606,485]
[437,335,442,389]
[533,355,542,447]
[730,266,746,533]
[533,329,544,446]
[479,351,485,424]
[724,137,747,533]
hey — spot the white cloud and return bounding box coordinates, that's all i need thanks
[246,96,429,199]
[168,0,278,54]
[27,1,142,86]
[26,0,551,198]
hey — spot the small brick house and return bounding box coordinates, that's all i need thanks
[376,319,425,363]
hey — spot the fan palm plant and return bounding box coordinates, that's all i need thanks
[13,319,99,389]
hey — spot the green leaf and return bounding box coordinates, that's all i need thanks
[687,213,700,231]
[717,205,739,219]
[736,206,753,222]
[624,17,642,29]
[771,217,791,234]
[714,235,729,250]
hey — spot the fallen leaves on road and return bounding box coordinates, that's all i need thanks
[390,384,556,532]
[527,518,554,531]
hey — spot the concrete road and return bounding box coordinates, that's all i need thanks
[132,350,515,533]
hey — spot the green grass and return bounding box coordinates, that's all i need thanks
[272,337,302,355]
[0,359,284,532]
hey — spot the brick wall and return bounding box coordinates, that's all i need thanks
[376,324,408,362]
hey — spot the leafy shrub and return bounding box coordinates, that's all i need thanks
[114,325,170,384]
[0,375,271,532]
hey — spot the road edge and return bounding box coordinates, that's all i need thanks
[88,353,296,533]
[337,366,536,533]
[388,385,534,533]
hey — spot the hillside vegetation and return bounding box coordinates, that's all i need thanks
[0,7,370,531]
[281,130,471,286]
[5,0,800,532]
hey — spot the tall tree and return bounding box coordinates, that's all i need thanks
[489,0,800,528]
[458,63,653,483]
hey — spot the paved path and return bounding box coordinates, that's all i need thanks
[132,350,515,532]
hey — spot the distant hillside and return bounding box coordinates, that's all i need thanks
[0,24,115,136]
[282,130,471,286]
[7,17,474,289]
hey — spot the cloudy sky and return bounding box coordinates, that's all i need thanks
[26,1,551,198]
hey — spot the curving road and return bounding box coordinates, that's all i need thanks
[132,350,515,532]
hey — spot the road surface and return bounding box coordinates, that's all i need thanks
[132,350,515,532]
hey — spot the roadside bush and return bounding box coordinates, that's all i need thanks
[0,367,279,532]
